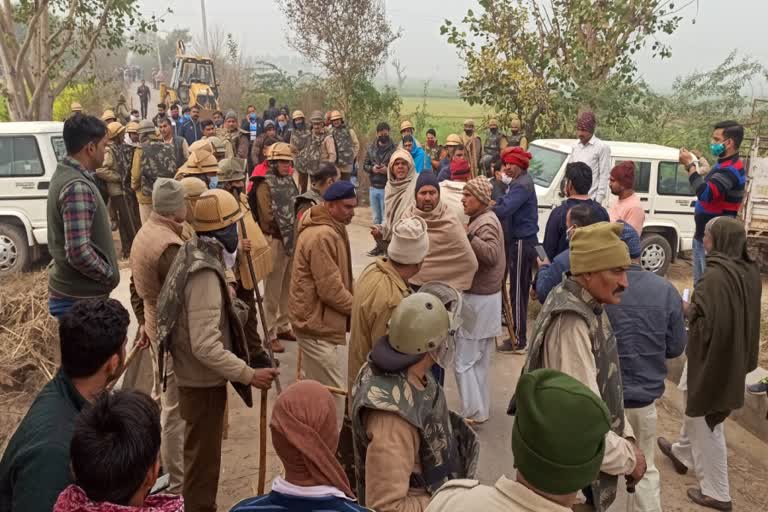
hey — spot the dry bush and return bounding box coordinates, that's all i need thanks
[0,271,59,449]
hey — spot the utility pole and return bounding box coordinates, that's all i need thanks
[200,0,209,55]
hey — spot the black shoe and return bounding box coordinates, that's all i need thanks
[657,437,688,475]
[497,339,526,354]
[747,377,768,395]
[367,244,384,257]
[687,488,732,511]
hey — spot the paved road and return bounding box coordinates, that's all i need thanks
[112,207,768,511]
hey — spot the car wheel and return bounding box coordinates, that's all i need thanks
[640,233,672,276]
[0,224,30,274]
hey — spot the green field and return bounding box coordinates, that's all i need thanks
[399,95,489,139]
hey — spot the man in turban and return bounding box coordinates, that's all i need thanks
[569,111,612,205]
[493,147,538,353]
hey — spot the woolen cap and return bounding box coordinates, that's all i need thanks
[414,172,440,196]
[388,217,429,265]
[611,161,635,189]
[225,110,238,121]
[569,222,630,274]
[322,180,356,201]
[512,369,611,495]
[152,178,185,215]
[464,177,494,206]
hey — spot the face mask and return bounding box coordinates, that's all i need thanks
[211,223,240,254]
[208,176,219,189]
[490,128,498,134]
[249,114,257,122]
[427,139,436,147]
[295,121,305,130]
[710,142,726,157]
[465,129,474,136]
[214,119,223,127]
[278,121,286,129]
[501,173,513,185]
[183,114,191,121]
[378,135,390,144]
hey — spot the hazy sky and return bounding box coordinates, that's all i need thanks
[142,0,768,93]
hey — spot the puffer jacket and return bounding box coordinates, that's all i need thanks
[364,138,397,189]
[288,204,353,344]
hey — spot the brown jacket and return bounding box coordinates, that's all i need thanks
[95,144,123,197]
[348,258,410,392]
[467,209,506,295]
[171,267,255,388]
[288,204,353,344]
[129,212,186,342]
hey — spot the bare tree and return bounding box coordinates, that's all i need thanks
[279,0,400,114]
[392,58,407,92]
[0,0,164,121]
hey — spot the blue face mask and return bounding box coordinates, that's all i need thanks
[208,176,219,189]
[249,114,257,122]
[183,113,191,121]
[710,141,726,157]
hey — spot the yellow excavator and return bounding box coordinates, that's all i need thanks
[159,40,220,115]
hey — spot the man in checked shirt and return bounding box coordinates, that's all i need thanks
[47,114,121,319]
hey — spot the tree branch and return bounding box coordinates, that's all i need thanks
[13,0,49,79]
[46,0,78,46]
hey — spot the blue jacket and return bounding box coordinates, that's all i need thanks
[493,172,538,241]
[604,265,687,408]
[543,198,609,260]
[410,145,427,174]
[180,119,202,145]
[230,491,372,512]
[536,249,570,303]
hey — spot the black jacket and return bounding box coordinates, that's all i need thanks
[364,139,397,189]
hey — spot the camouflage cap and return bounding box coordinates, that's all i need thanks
[217,158,247,182]
[310,110,324,123]
[137,119,156,135]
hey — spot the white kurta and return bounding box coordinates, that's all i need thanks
[454,291,502,422]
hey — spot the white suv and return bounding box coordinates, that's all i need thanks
[529,139,696,275]
[0,122,65,274]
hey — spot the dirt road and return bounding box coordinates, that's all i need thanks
[108,208,768,511]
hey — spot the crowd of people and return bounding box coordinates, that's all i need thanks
[0,90,762,512]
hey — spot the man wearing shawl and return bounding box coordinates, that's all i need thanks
[658,217,760,511]
[370,149,417,250]
[231,380,371,512]
[402,172,478,291]
[494,146,539,353]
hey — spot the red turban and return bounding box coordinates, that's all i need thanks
[501,146,532,170]
[577,111,597,133]
[610,160,636,189]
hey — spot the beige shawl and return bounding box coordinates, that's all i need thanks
[379,149,417,240]
[403,200,478,291]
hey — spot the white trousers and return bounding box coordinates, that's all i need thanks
[671,412,730,502]
[624,404,660,512]
[454,336,494,422]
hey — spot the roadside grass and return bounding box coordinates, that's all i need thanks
[399,95,490,140]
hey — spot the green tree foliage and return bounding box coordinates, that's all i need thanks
[0,0,166,121]
[442,0,684,138]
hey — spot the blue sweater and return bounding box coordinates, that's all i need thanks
[493,172,539,241]
[542,198,609,259]
[604,265,687,408]
[230,491,371,512]
[536,250,570,303]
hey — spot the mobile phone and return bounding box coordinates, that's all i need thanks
[534,245,548,261]
[682,288,690,303]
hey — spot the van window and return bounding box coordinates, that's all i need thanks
[529,145,568,188]
[658,161,695,196]
[51,136,67,162]
[0,136,44,177]
[615,160,651,193]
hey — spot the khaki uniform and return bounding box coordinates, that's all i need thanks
[321,128,360,179]
[426,477,572,512]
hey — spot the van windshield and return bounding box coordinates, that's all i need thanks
[529,145,568,188]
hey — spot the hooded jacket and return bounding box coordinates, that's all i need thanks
[288,204,354,344]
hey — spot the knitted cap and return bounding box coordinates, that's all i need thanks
[152,178,185,215]
[225,110,237,121]
[513,369,610,495]
[610,161,635,189]
[388,217,429,265]
[464,177,493,206]
[414,172,440,196]
[570,222,630,274]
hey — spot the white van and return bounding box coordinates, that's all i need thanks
[0,122,65,274]
[528,139,696,275]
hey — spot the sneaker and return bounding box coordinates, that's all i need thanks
[747,376,768,395]
[497,339,526,354]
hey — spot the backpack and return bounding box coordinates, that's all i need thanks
[139,141,177,197]
[333,127,355,166]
